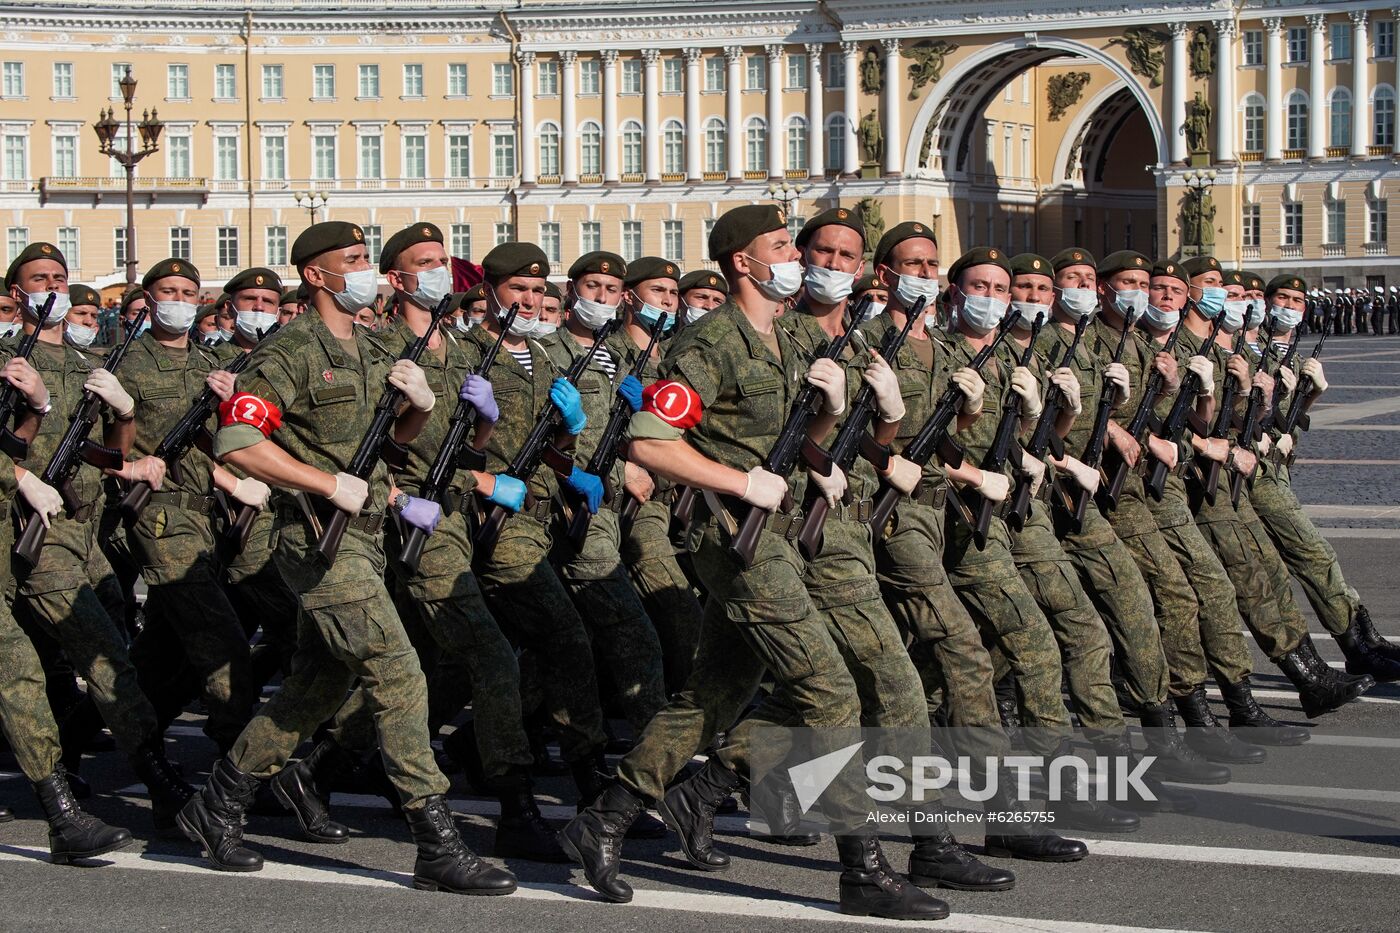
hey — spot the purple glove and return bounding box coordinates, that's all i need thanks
[399,496,442,535]
[460,373,498,423]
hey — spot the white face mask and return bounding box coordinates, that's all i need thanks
[316,266,379,313]
[494,293,537,337]
[1012,301,1049,329]
[1113,288,1148,321]
[1270,304,1304,331]
[1056,286,1098,318]
[24,290,71,326]
[895,274,940,310]
[803,265,856,304]
[1245,300,1265,331]
[218,327,236,341]
[922,312,937,331]
[865,301,887,322]
[235,310,279,342]
[154,300,199,333]
[684,303,711,325]
[958,294,1009,335]
[533,321,559,337]
[65,322,97,348]
[200,331,225,347]
[1222,299,1248,332]
[0,321,21,339]
[1144,304,1180,330]
[744,256,803,301]
[407,266,452,310]
[571,295,619,329]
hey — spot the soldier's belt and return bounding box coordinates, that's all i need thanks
[765,509,807,541]
[147,490,216,516]
[439,488,475,517]
[345,511,387,534]
[829,497,875,525]
[912,481,948,510]
[711,493,807,541]
[520,497,553,524]
[55,502,96,524]
[281,502,387,536]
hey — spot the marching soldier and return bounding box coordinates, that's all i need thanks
[64,285,103,352]
[676,268,728,331]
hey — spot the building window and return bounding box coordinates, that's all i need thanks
[262,64,284,99]
[114,227,126,269]
[1378,21,1396,59]
[167,133,191,178]
[403,63,424,98]
[539,222,561,264]
[358,64,380,98]
[745,117,767,173]
[663,219,683,260]
[313,64,335,99]
[2,133,26,180]
[215,63,237,100]
[704,118,726,174]
[580,221,601,254]
[1242,94,1265,152]
[1286,91,1309,150]
[358,134,382,179]
[1325,200,1346,244]
[448,133,471,178]
[313,134,337,180]
[580,121,602,175]
[537,123,559,177]
[169,226,192,261]
[662,58,683,93]
[1375,87,1397,147]
[1282,203,1303,245]
[827,114,847,169]
[621,221,643,261]
[362,225,382,264]
[217,226,239,268]
[492,62,514,97]
[215,136,239,180]
[266,226,287,266]
[404,133,426,178]
[663,120,684,175]
[447,63,469,97]
[745,55,765,90]
[1330,89,1353,148]
[825,51,845,88]
[787,53,807,89]
[704,56,725,92]
[57,227,79,265]
[579,59,600,95]
[1286,27,1308,64]
[2,61,24,98]
[52,62,73,99]
[491,128,516,177]
[1369,198,1389,244]
[7,227,29,264]
[167,63,189,100]
[703,217,717,247]
[621,121,643,175]
[450,223,471,259]
[538,60,558,96]
[494,222,513,247]
[1330,21,1352,60]
[110,63,131,99]
[1242,30,1263,66]
[262,135,286,180]
[788,214,804,241]
[786,116,808,172]
[53,135,77,178]
[621,59,642,94]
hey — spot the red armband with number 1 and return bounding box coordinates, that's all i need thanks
[219,392,282,438]
[641,380,703,430]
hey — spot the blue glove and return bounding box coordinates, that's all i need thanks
[566,467,604,514]
[618,374,644,413]
[487,474,527,512]
[550,377,587,434]
[399,496,442,535]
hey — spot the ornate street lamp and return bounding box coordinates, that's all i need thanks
[293,190,329,223]
[93,67,162,286]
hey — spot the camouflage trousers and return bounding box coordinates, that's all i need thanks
[1252,464,1358,638]
[473,510,608,762]
[0,517,62,781]
[223,507,299,693]
[622,496,703,693]
[228,515,448,808]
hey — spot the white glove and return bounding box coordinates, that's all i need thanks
[808,464,848,508]
[1186,356,1214,396]
[231,477,271,510]
[1301,358,1328,394]
[205,369,237,403]
[1257,434,1272,457]
[84,368,134,419]
[1278,365,1298,395]
[1018,452,1047,496]
[952,367,985,415]
[329,472,369,513]
[975,470,1010,503]
[389,359,436,412]
[806,358,846,416]
[883,455,922,496]
[863,352,905,423]
[1062,455,1101,494]
[1049,367,1082,415]
[1276,434,1294,458]
[17,471,63,528]
[1010,366,1043,419]
[1104,362,1131,407]
[741,466,787,510]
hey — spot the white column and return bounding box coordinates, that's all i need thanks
[1215,20,1236,162]
[602,50,619,182]
[806,43,824,177]
[1352,10,1371,157]
[766,44,784,179]
[1394,8,1400,156]
[1307,14,1326,158]
[1170,23,1189,163]
[725,46,743,180]
[517,51,537,184]
[882,38,901,175]
[1264,18,1284,160]
[561,51,579,183]
[644,49,661,182]
[842,41,859,175]
[684,48,703,180]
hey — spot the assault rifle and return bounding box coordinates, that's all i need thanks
[1274,311,1333,437]
[972,310,1045,547]
[1007,315,1087,530]
[1193,332,1245,506]
[1099,323,1181,511]
[0,293,55,460]
[1143,307,1225,500]
[1065,311,1135,530]
[1228,319,1280,507]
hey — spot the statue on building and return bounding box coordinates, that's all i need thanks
[855,198,885,252]
[1047,71,1092,121]
[1190,26,1216,78]
[1183,92,1212,156]
[1111,27,1169,88]
[858,110,884,165]
[1198,190,1216,251]
[860,46,883,95]
[919,121,938,169]
[903,40,958,97]
[1181,189,1217,253]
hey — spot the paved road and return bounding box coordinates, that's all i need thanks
[3,335,1400,933]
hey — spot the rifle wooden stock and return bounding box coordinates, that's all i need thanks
[0,293,55,460]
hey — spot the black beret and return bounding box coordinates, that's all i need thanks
[1265,273,1307,297]
[378,222,444,274]
[291,221,365,268]
[852,272,885,296]
[463,282,487,304]
[227,267,283,296]
[543,281,563,302]
[1181,255,1221,279]
[624,256,680,288]
[120,286,145,313]
[67,283,101,308]
[678,269,729,297]
[279,286,301,306]
[1222,269,1245,288]
[1010,253,1053,279]
[872,221,936,268]
[1050,247,1097,273]
[196,301,220,323]
[1243,271,1265,292]
[795,206,865,249]
[1151,259,1188,285]
[446,291,470,313]
[568,251,626,281]
[482,242,549,282]
[945,246,1012,287]
[708,204,786,261]
[1097,250,1152,279]
[142,257,200,289]
[5,241,67,289]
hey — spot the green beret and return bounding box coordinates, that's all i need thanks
[1265,273,1307,297]
[227,267,283,296]
[67,284,101,308]
[482,242,549,282]
[1097,250,1152,279]
[279,286,301,306]
[678,269,729,297]
[852,273,884,296]
[446,291,470,313]
[1243,271,1265,292]
[378,222,444,274]
[1181,255,1221,279]
[196,302,220,323]
[543,281,563,302]
[291,221,365,268]
[795,206,865,249]
[5,242,67,289]
[1050,247,1097,273]
[624,256,680,288]
[568,251,626,281]
[1222,269,1245,288]
[142,257,200,289]
[463,282,487,304]
[1010,253,1053,279]
[872,221,936,268]
[1151,259,1188,285]
[120,286,145,313]
[708,204,786,261]
[946,246,1012,288]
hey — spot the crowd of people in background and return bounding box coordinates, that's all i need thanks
[1304,285,1400,335]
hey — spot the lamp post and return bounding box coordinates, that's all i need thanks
[293,190,329,223]
[1182,168,1218,255]
[93,66,163,287]
[767,180,805,217]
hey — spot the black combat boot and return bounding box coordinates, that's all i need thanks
[570,753,665,839]
[983,771,1089,862]
[1355,605,1400,664]
[1138,704,1231,784]
[0,801,12,822]
[1173,687,1266,764]
[176,757,264,872]
[525,711,570,777]
[129,738,195,836]
[1090,735,1196,814]
[836,832,950,920]
[1277,637,1375,718]
[1216,676,1310,745]
[270,739,350,844]
[906,803,1016,891]
[33,767,133,865]
[1335,620,1400,682]
[658,756,742,871]
[405,795,517,895]
[558,783,648,903]
[745,773,821,846]
[57,695,105,787]
[1040,747,1141,833]
[492,775,569,862]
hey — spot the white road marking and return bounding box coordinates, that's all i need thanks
[1075,838,1400,878]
